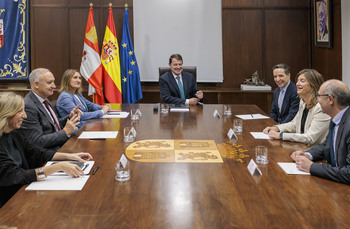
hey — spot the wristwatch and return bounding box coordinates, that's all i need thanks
[37,167,46,180]
[279,132,283,139]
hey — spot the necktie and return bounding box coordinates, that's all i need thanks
[43,100,62,131]
[278,89,284,112]
[328,121,336,166]
[176,76,185,99]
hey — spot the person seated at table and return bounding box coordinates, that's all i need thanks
[263,69,331,147]
[0,92,93,208]
[56,69,111,128]
[159,54,203,105]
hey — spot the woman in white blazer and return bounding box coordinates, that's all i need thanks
[263,69,331,147]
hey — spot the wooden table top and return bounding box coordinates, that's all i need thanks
[1,104,349,229]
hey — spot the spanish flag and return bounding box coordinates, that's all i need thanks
[101,6,122,103]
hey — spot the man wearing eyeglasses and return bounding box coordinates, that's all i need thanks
[269,64,299,124]
[291,79,350,184]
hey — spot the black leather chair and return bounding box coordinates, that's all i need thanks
[158,66,197,102]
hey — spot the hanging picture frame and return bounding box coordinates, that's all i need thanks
[314,0,332,48]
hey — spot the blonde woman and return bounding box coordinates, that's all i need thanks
[0,92,92,208]
[57,69,111,128]
[263,69,331,147]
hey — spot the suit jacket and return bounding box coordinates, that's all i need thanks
[159,71,198,105]
[57,91,103,128]
[0,130,55,207]
[276,101,330,147]
[20,91,69,151]
[309,107,350,184]
[269,81,299,124]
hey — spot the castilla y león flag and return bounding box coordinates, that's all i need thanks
[101,7,122,103]
[80,5,105,105]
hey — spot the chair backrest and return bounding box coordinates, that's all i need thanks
[158,66,197,103]
[159,66,197,81]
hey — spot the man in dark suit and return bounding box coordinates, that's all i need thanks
[291,80,350,184]
[269,64,299,124]
[159,54,203,105]
[20,68,81,151]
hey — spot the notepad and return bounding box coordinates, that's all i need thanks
[250,132,271,139]
[102,111,129,118]
[235,114,270,120]
[78,131,118,139]
[26,175,90,191]
[278,162,310,175]
[45,161,95,175]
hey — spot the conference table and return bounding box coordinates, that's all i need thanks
[1,104,350,229]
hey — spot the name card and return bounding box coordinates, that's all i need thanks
[213,109,221,118]
[120,154,128,168]
[131,127,137,137]
[227,128,238,139]
[135,109,142,118]
[247,159,262,176]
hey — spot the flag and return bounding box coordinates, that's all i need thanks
[120,6,143,103]
[80,5,105,105]
[101,6,122,103]
[0,0,29,79]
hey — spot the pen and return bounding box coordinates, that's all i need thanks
[90,138,106,140]
[92,166,99,175]
[251,114,254,118]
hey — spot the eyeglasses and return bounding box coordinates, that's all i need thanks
[316,93,334,99]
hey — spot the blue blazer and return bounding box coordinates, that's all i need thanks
[309,107,350,184]
[159,71,198,105]
[269,81,299,124]
[57,91,103,128]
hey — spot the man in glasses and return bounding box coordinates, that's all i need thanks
[269,64,299,124]
[291,79,350,184]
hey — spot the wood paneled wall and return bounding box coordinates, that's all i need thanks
[2,0,342,106]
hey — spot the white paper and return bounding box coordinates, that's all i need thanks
[250,132,271,139]
[78,131,118,139]
[170,107,189,112]
[278,162,310,175]
[25,176,90,191]
[102,112,129,118]
[235,114,270,120]
[45,161,95,175]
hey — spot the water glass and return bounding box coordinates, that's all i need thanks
[255,146,268,164]
[131,110,140,121]
[123,127,135,142]
[161,104,169,114]
[224,105,232,116]
[233,119,243,132]
[115,160,130,182]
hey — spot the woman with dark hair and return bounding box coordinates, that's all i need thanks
[57,69,111,128]
[263,69,331,147]
[0,92,92,208]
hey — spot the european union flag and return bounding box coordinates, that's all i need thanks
[120,6,142,103]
